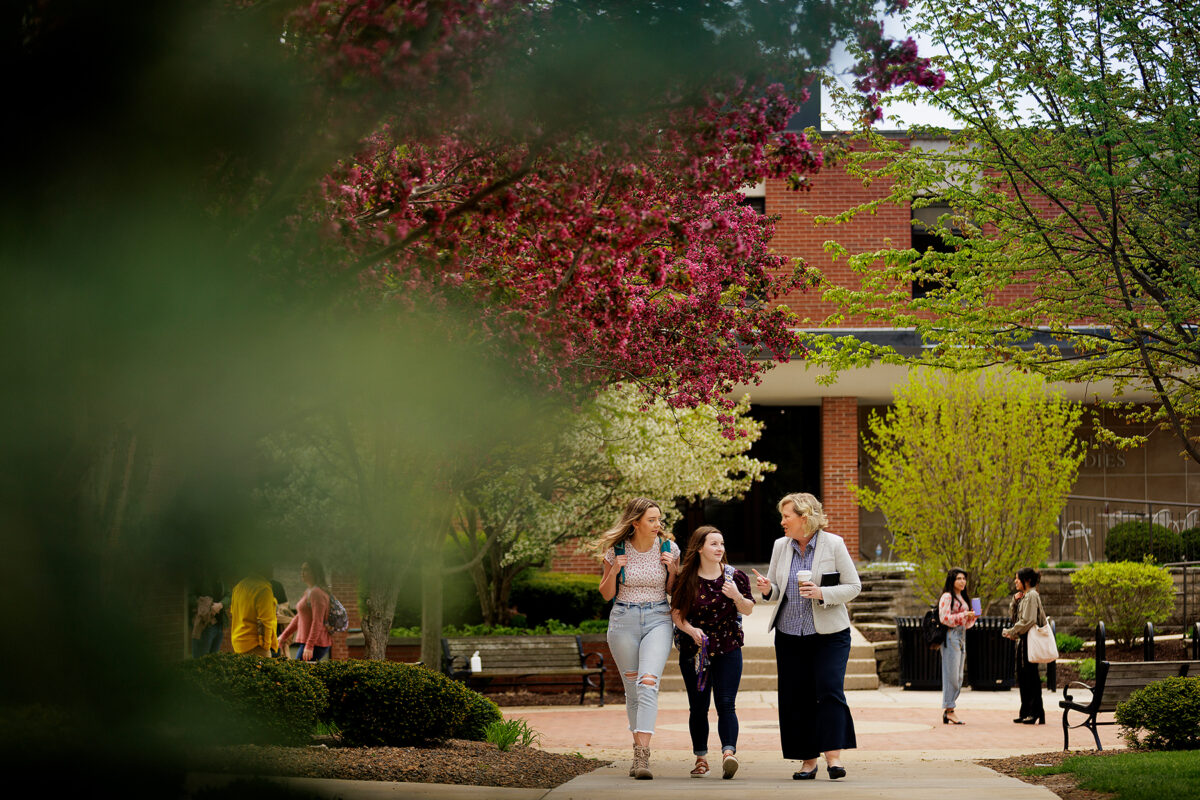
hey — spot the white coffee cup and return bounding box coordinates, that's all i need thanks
[796,569,813,588]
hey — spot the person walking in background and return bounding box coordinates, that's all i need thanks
[189,574,227,658]
[280,559,332,662]
[1003,567,1047,724]
[938,568,976,724]
[670,525,754,779]
[753,492,860,781]
[231,567,278,657]
[598,497,680,780]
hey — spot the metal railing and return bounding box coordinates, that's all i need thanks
[1054,495,1200,563]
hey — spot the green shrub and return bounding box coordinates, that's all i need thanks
[578,619,609,634]
[1115,677,1200,750]
[1055,561,1077,569]
[314,660,479,746]
[1056,632,1084,653]
[176,654,328,745]
[1104,521,1183,563]
[1070,561,1175,647]
[1181,527,1200,562]
[1078,658,1096,682]
[452,690,503,741]
[510,571,608,625]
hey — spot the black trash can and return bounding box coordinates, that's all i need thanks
[896,616,941,690]
[965,616,1016,691]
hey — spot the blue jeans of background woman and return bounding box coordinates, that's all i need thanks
[941,625,966,709]
[775,628,856,760]
[678,647,743,756]
[191,622,224,658]
[607,600,673,734]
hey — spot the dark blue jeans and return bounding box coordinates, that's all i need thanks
[678,647,743,756]
[191,623,224,658]
[297,643,331,662]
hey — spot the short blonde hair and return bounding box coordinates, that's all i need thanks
[777,492,828,534]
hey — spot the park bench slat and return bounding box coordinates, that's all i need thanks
[441,634,605,706]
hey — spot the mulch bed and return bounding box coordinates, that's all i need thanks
[189,739,610,789]
[978,749,1131,800]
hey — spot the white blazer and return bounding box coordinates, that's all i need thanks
[763,530,861,634]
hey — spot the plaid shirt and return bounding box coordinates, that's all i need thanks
[776,535,817,636]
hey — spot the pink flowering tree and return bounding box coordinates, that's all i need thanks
[272,0,945,662]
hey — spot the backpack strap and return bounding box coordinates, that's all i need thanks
[614,540,626,586]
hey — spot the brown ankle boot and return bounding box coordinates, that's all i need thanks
[632,745,653,779]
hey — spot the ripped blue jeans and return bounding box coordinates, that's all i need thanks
[607,600,673,734]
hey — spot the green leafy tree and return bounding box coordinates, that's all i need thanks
[1071,561,1175,647]
[857,369,1084,610]
[807,0,1200,462]
[450,385,773,625]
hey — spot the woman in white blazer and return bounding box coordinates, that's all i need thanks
[753,492,861,781]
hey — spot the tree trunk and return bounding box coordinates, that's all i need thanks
[421,542,444,668]
[361,576,401,661]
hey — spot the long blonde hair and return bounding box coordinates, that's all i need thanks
[597,497,670,554]
[777,492,828,534]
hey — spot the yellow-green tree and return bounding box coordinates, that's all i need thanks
[857,370,1084,611]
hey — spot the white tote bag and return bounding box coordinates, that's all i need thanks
[1026,598,1059,664]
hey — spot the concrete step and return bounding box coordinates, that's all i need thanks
[660,666,878,692]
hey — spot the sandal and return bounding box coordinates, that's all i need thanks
[690,757,709,777]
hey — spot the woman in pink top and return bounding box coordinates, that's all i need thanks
[280,559,332,661]
[938,568,977,724]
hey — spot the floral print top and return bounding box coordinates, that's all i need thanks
[676,568,754,657]
[604,537,680,604]
[938,592,976,630]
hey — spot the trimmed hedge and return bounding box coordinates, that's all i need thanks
[452,689,503,741]
[511,570,608,625]
[177,654,328,746]
[1181,527,1200,562]
[1104,521,1183,563]
[313,659,490,746]
[1115,676,1200,750]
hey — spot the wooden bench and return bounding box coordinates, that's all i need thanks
[442,635,605,706]
[1059,659,1199,750]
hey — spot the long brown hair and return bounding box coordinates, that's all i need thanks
[596,497,668,554]
[669,525,726,621]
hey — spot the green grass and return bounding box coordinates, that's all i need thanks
[1026,751,1200,800]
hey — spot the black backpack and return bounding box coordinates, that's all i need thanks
[922,607,948,649]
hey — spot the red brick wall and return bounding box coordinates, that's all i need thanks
[550,541,602,575]
[331,570,361,660]
[822,397,860,558]
[766,157,910,327]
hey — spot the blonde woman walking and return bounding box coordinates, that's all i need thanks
[598,497,680,779]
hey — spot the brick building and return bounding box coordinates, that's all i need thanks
[552,128,1200,575]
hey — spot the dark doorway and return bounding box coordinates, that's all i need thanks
[674,405,821,562]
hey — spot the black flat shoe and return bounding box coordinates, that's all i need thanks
[827,766,847,780]
[943,713,964,725]
[1013,717,1029,723]
[1017,716,1037,724]
[793,769,817,780]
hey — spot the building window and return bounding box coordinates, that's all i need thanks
[911,202,959,300]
